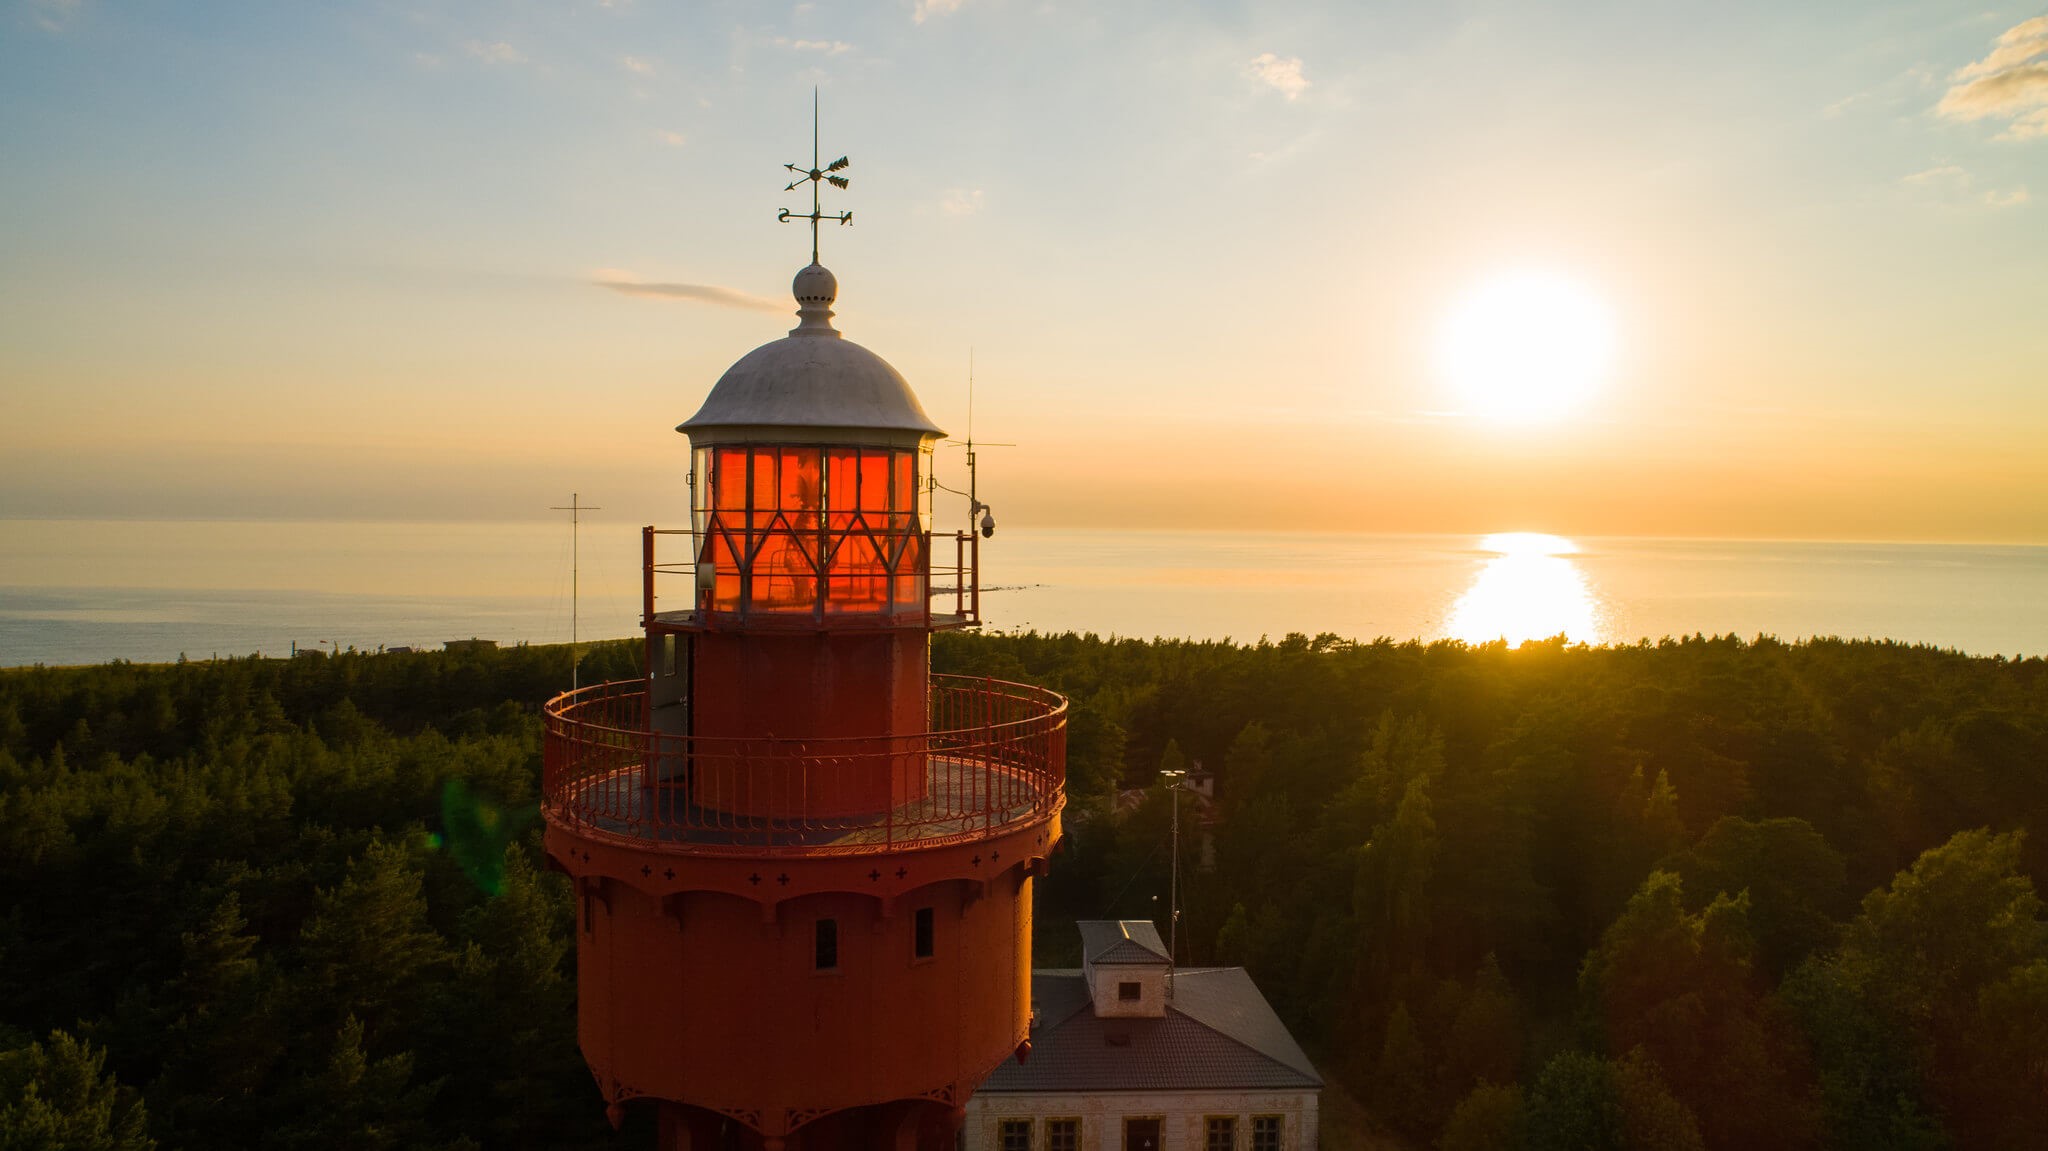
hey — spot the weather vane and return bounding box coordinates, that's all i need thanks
[778,89,851,265]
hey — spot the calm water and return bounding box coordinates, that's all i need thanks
[2,520,2044,667]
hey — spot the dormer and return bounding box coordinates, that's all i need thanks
[1077,919,1170,1018]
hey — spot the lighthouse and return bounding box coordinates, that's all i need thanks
[541,128,1067,1151]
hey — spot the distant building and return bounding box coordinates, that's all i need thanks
[441,638,497,653]
[965,920,1321,1151]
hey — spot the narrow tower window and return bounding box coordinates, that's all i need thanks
[914,907,935,959]
[815,918,839,971]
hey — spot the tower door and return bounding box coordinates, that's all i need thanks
[1123,1118,1160,1151]
[650,631,693,784]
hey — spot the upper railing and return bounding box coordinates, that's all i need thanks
[541,675,1066,855]
[642,526,982,630]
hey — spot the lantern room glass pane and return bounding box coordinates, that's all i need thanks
[691,443,928,619]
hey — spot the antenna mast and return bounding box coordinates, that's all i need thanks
[550,493,602,690]
[1161,767,1186,998]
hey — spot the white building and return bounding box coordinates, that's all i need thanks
[965,921,1321,1151]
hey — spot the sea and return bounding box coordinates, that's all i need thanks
[2,519,2045,667]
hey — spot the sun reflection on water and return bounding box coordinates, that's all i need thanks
[1447,532,1604,645]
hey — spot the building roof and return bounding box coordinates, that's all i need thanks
[1078,919,1171,966]
[678,263,943,444]
[981,968,1323,1095]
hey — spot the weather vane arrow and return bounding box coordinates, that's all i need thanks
[776,88,853,264]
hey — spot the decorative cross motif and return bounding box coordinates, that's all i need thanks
[748,873,762,886]
[895,866,908,880]
[776,873,792,886]
[776,89,852,264]
[869,869,882,882]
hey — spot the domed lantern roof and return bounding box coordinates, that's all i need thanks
[678,263,943,448]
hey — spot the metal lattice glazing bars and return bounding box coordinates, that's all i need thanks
[685,444,932,619]
[541,675,1067,854]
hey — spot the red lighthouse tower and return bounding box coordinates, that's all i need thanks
[541,148,1066,1150]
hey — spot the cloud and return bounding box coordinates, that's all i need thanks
[939,188,984,216]
[914,0,963,23]
[771,36,854,55]
[29,0,79,33]
[1247,52,1310,101]
[657,130,687,147]
[1901,164,1967,186]
[592,271,782,312]
[1937,17,2048,139]
[1900,163,2029,209]
[620,55,655,75]
[464,40,527,65]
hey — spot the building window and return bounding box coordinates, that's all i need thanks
[998,1119,1032,1151]
[1206,1117,1236,1151]
[661,633,677,677]
[914,906,935,959]
[1046,1118,1078,1151]
[1118,981,1141,1001]
[814,918,838,971]
[1250,1116,1282,1151]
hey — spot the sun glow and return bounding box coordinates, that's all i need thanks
[1447,532,1603,645]
[1439,272,1615,421]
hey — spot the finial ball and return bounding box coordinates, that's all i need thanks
[793,263,838,306]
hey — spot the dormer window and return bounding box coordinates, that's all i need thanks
[1118,981,1142,1002]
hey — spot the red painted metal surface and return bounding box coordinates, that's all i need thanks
[543,675,1066,854]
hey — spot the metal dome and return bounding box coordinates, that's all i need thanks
[677,263,943,445]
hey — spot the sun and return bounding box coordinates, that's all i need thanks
[1438,271,1616,421]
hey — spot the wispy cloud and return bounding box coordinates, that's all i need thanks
[657,130,687,148]
[1900,163,2029,209]
[914,0,963,24]
[464,40,527,65]
[1247,52,1311,101]
[771,36,854,55]
[28,0,80,33]
[592,271,781,312]
[1937,17,2048,141]
[939,188,984,216]
[620,55,656,75]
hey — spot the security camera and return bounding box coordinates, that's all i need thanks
[980,509,996,539]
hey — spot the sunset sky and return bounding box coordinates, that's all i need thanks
[4,1,2045,543]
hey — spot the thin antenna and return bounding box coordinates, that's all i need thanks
[1161,768,1187,998]
[549,493,602,690]
[777,87,852,264]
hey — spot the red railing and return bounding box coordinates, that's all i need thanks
[641,526,982,629]
[541,675,1066,855]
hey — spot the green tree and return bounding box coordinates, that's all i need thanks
[1444,953,1521,1092]
[1370,1001,1434,1138]
[1439,1082,1526,1151]
[296,839,453,1041]
[1821,829,2048,1149]
[1526,1051,1624,1151]
[1579,871,1818,1150]
[0,1031,154,1151]
[1355,775,1438,981]
[1670,816,1847,979]
[276,1016,437,1151]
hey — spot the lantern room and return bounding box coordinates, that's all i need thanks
[677,263,941,625]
